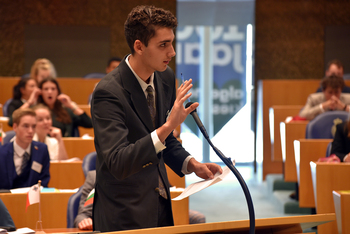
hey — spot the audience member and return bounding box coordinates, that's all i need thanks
[106,57,122,74]
[7,78,41,126]
[0,108,50,189]
[299,75,350,120]
[32,104,68,161]
[331,121,350,162]
[316,59,350,93]
[74,170,205,230]
[37,77,92,137]
[30,58,57,84]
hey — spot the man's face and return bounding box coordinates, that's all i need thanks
[13,115,36,148]
[323,86,342,100]
[106,61,120,74]
[140,27,176,73]
[326,64,344,77]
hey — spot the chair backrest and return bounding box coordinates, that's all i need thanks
[82,152,97,177]
[2,131,16,145]
[2,99,13,117]
[305,111,349,139]
[66,186,83,228]
[326,141,332,157]
[83,72,106,79]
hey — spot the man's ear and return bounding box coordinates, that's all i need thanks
[134,40,144,55]
[13,123,18,133]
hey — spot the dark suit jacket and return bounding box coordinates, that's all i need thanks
[91,57,190,232]
[0,141,50,189]
[331,122,350,161]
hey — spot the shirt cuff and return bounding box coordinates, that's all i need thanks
[151,130,166,154]
[319,103,325,112]
[181,155,194,175]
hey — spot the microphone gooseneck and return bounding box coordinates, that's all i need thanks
[186,102,255,234]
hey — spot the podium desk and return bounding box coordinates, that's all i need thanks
[269,105,303,162]
[48,161,85,189]
[280,121,308,182]
[310,162,350,234]
[105,214,334,234]
[333,190,350,234]
[0,191,188,229]
[294,139,331,208]
[62,138,95,160]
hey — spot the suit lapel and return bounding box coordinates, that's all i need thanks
[119,61,154,132]
[6,143,16,188]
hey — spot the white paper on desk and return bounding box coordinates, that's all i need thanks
[8,227,35,234]
[172,165,231,201]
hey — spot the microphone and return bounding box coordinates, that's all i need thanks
[186,102,256,234]
[185,102,209,139]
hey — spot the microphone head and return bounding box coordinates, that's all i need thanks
[185,102,197,113]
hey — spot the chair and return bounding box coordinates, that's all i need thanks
[83,72,106,79]
[305,111,349,139]
[66,186,83,228]
[82,152,97,177]
[325,141,332,157]
[2,131,15,145]
[21,73,30,79]
[2,98,13,117]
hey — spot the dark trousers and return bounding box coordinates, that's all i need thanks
[157,195,173,227]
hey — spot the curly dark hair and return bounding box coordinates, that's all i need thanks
[320,75,345,91]
[124,5,177,54]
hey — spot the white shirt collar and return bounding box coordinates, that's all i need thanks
[13,137,31,157]
[125,55,155,97]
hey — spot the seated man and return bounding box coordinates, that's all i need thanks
[316,59,350,93]
[0,108,50,189]
[74,170,205,230]
[106,57,122,74]
[299,75,350,120]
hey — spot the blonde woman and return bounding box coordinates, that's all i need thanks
[30,58,57,83]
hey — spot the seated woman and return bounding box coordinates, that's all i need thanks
[7,77,41,126]
[30,58,57,84]
[32,104,69,161]
[37,77,92,137]
[331,121,350,162]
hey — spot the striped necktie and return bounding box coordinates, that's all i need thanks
[146,85,167,199]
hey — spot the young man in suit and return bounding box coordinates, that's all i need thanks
[0,108,50,189]
[91,5,222,232]
[299,75,350,120]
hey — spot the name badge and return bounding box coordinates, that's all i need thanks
[31,161,43,173]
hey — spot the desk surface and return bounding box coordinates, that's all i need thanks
[333,190,350,234]
[269,105,303,162]
[280,121,308,182]
[294,139,331,208]
[0,191,188,230]
[310,162,350,234]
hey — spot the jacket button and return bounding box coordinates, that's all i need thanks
[155,187,160,193]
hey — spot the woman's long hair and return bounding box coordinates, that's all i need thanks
[37,77,71,124]
[13,78,35,99]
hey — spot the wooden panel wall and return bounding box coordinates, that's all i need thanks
[0,0,176,76]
